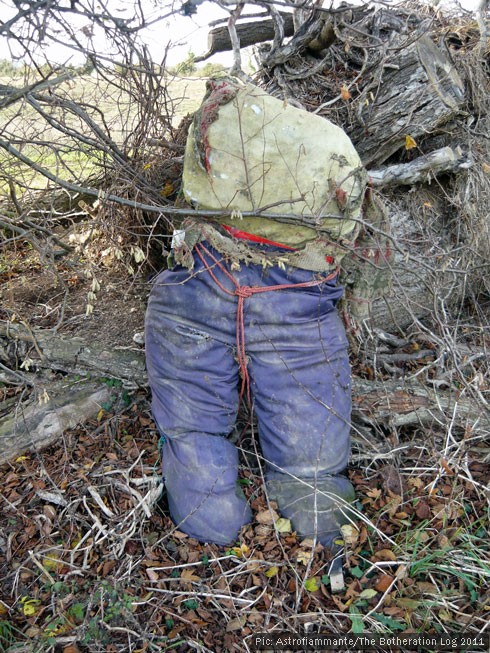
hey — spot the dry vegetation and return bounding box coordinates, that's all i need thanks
[1,1,489,651]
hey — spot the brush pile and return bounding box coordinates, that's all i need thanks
[0,2,489,650]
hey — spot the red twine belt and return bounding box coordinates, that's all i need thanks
[195,242,338,405]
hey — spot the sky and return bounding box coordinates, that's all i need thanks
[0,0,484,69]
[0,0,234,67]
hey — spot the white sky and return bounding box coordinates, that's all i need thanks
[0,0,484,68]
[0,0,234,67]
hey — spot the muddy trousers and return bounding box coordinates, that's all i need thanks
[145,243,355,546]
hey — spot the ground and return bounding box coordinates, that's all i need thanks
[0,402,488,651]
[0,243,148,348]
[0,235,489,653]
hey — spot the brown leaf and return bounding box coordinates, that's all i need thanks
[63,646,81,653]
[247,611,264,625]
[384,606,406,617]
[437,533,450,548]
[181,568,200,583]
[256,508,280,525]
[146,569,159,581]
[408,477,423,489]
[380,464,403,495]
[358,525,368,546]
[331,594,348,612]
[372,548,397,562]
[296,550,311,565]
[167,625,186,638]
[226,616,247,631]
[415,501,431,520]
[173,530,189,540]
[374,574,394,592]
[263,540,279,553]
[101,560,117,578]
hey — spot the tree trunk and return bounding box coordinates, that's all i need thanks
[350,35,465,167]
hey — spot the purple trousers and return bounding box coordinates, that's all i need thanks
[145,243,354,545]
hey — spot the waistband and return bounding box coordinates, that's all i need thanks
[221,225,295,250]
[221,224,334,265]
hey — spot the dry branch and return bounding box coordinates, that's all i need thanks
[195,13,295,62]
[0,381,111,464]
[368,146,472,187]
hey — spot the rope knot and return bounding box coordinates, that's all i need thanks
[235,286,254,299]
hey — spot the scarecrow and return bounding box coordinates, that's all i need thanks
[145,77,389,556]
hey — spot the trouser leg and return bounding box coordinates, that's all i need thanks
[145,265,252,545]
[246,274,355,546]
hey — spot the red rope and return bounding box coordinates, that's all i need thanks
[195,243,338,404]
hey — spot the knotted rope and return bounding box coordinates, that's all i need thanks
[195,243,338,404]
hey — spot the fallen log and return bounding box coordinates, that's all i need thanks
[0,321,146,386]
[1,324,487,463]
[195,13,295,62]
[0,380,111,464]
[351,377,489,431]
[338,33,465,167]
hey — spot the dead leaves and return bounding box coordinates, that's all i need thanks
[180,568,201,584]
[0,398,487,651]
[255,508,280,524]
[374,574,394,593]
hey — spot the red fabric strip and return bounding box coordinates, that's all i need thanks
[221,224,335,265]
[221,224,296,250]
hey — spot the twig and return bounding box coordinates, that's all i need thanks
[28,550,55,584]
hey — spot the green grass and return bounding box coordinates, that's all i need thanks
[0,72,206,199]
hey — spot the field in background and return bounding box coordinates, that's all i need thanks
[0,73,206,196]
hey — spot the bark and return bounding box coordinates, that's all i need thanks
[368,147,472,187]
[195,13,295,62]
[352,377,489,431]
[366,203,468,330]
[0,321,146,386]
[1,324,487,463]
[347,34,465,167]
[0,380,111,464]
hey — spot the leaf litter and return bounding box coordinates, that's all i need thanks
[0,391,488,652]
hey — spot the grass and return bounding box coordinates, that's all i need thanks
[0,71,206,198]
